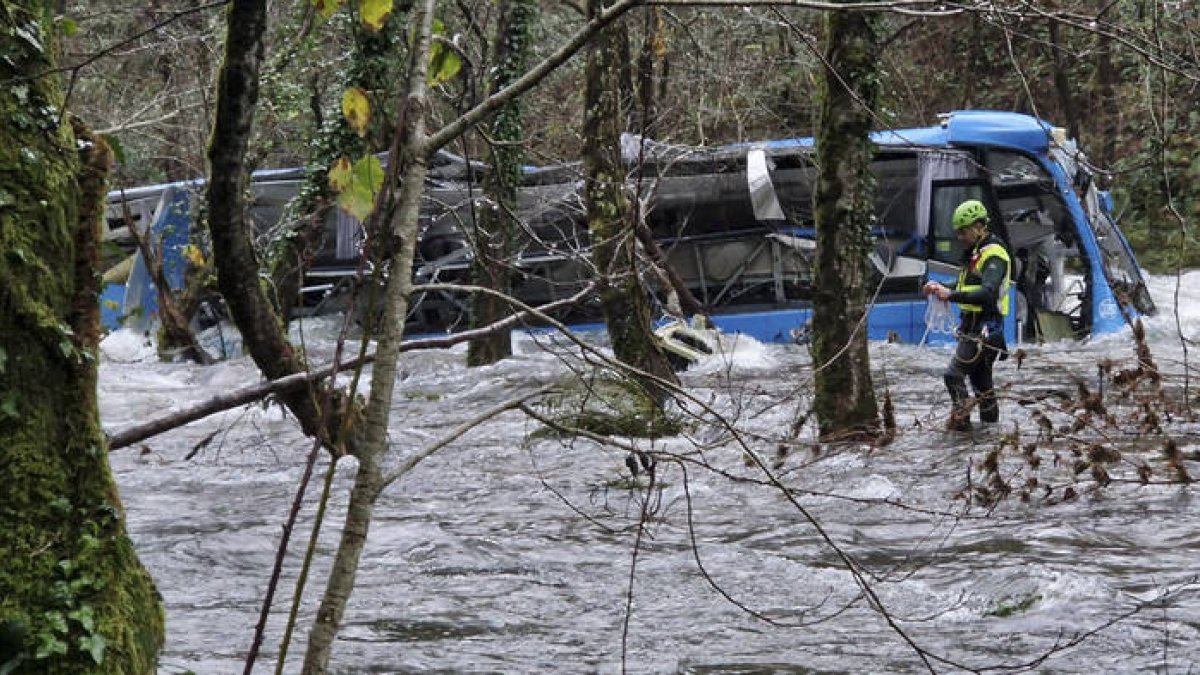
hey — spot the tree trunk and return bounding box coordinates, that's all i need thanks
[1047,18,1079,142]
[467,0,536,366]
[634,7,666,139]
[205,0,355,451]
[298,1,654,667]
[300,0,438,669]
[0,4,163,672]
[125,211,213,364]
[1090,0,1119,170]
[583,0,678,399]
[809,7,880,441]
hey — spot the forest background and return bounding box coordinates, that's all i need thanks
[64,0,1200,272]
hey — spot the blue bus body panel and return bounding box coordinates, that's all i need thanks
[709,308,810,344]
[100,111,1146,348]
[942,110,1053,153]
[772,111,1054,155]
[1037,155,1129,335]
[692,291,1019,347]
[100,283,126,330]
[103,186,192,331]
[707,301,929,346]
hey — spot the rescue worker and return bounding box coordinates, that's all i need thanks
[922,199,1012,431]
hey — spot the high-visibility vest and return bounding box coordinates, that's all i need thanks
[956,240,1012,316]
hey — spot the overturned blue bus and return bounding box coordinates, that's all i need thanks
[100,110,1155,348]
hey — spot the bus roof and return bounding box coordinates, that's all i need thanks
[757,110,1056,155]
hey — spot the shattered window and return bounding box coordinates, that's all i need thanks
[985,150,1051,187]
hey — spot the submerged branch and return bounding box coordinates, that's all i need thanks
[381,385,556,487]
[105,285,595,451]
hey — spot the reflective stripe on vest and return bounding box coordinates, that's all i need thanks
[956,242,1012,316]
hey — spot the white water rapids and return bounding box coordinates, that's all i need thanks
[99,273,1200,674]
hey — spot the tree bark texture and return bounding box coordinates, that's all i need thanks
[583,0,679,400]
[467,0,536,366]
[206,0,351,449]
[301,0,438,669]
[1047,19,1079,142]
[0,3,164,672]
[810,7,880,440]
[634,7,666,139]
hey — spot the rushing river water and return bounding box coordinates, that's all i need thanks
[99,274,1200,674]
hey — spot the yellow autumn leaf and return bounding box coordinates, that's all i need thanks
[342,87,371,138]
[335,155,385,222]
[183,244,206,267]
[360,0,393,31]
[313,0,343,19]
[328,155,354,192]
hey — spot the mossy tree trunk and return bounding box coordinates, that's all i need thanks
[0,2,164,672]
[582,0,678,399]
[809,7,880,441]
[467,0,536,366]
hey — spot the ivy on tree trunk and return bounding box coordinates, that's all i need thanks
[269,9,407,323]
[582,0,679,401]
[810,7,881,441]
[468,0,536,366]
[0,2,164,671]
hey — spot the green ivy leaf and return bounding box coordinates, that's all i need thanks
[68,606,95,633]
[0,346,6,373]
[79,634,106,664]
[330,155,383,222]
[34,633,67,660]
[78,533,100,555]
[44,612,67,635]
[428,40,462,88]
